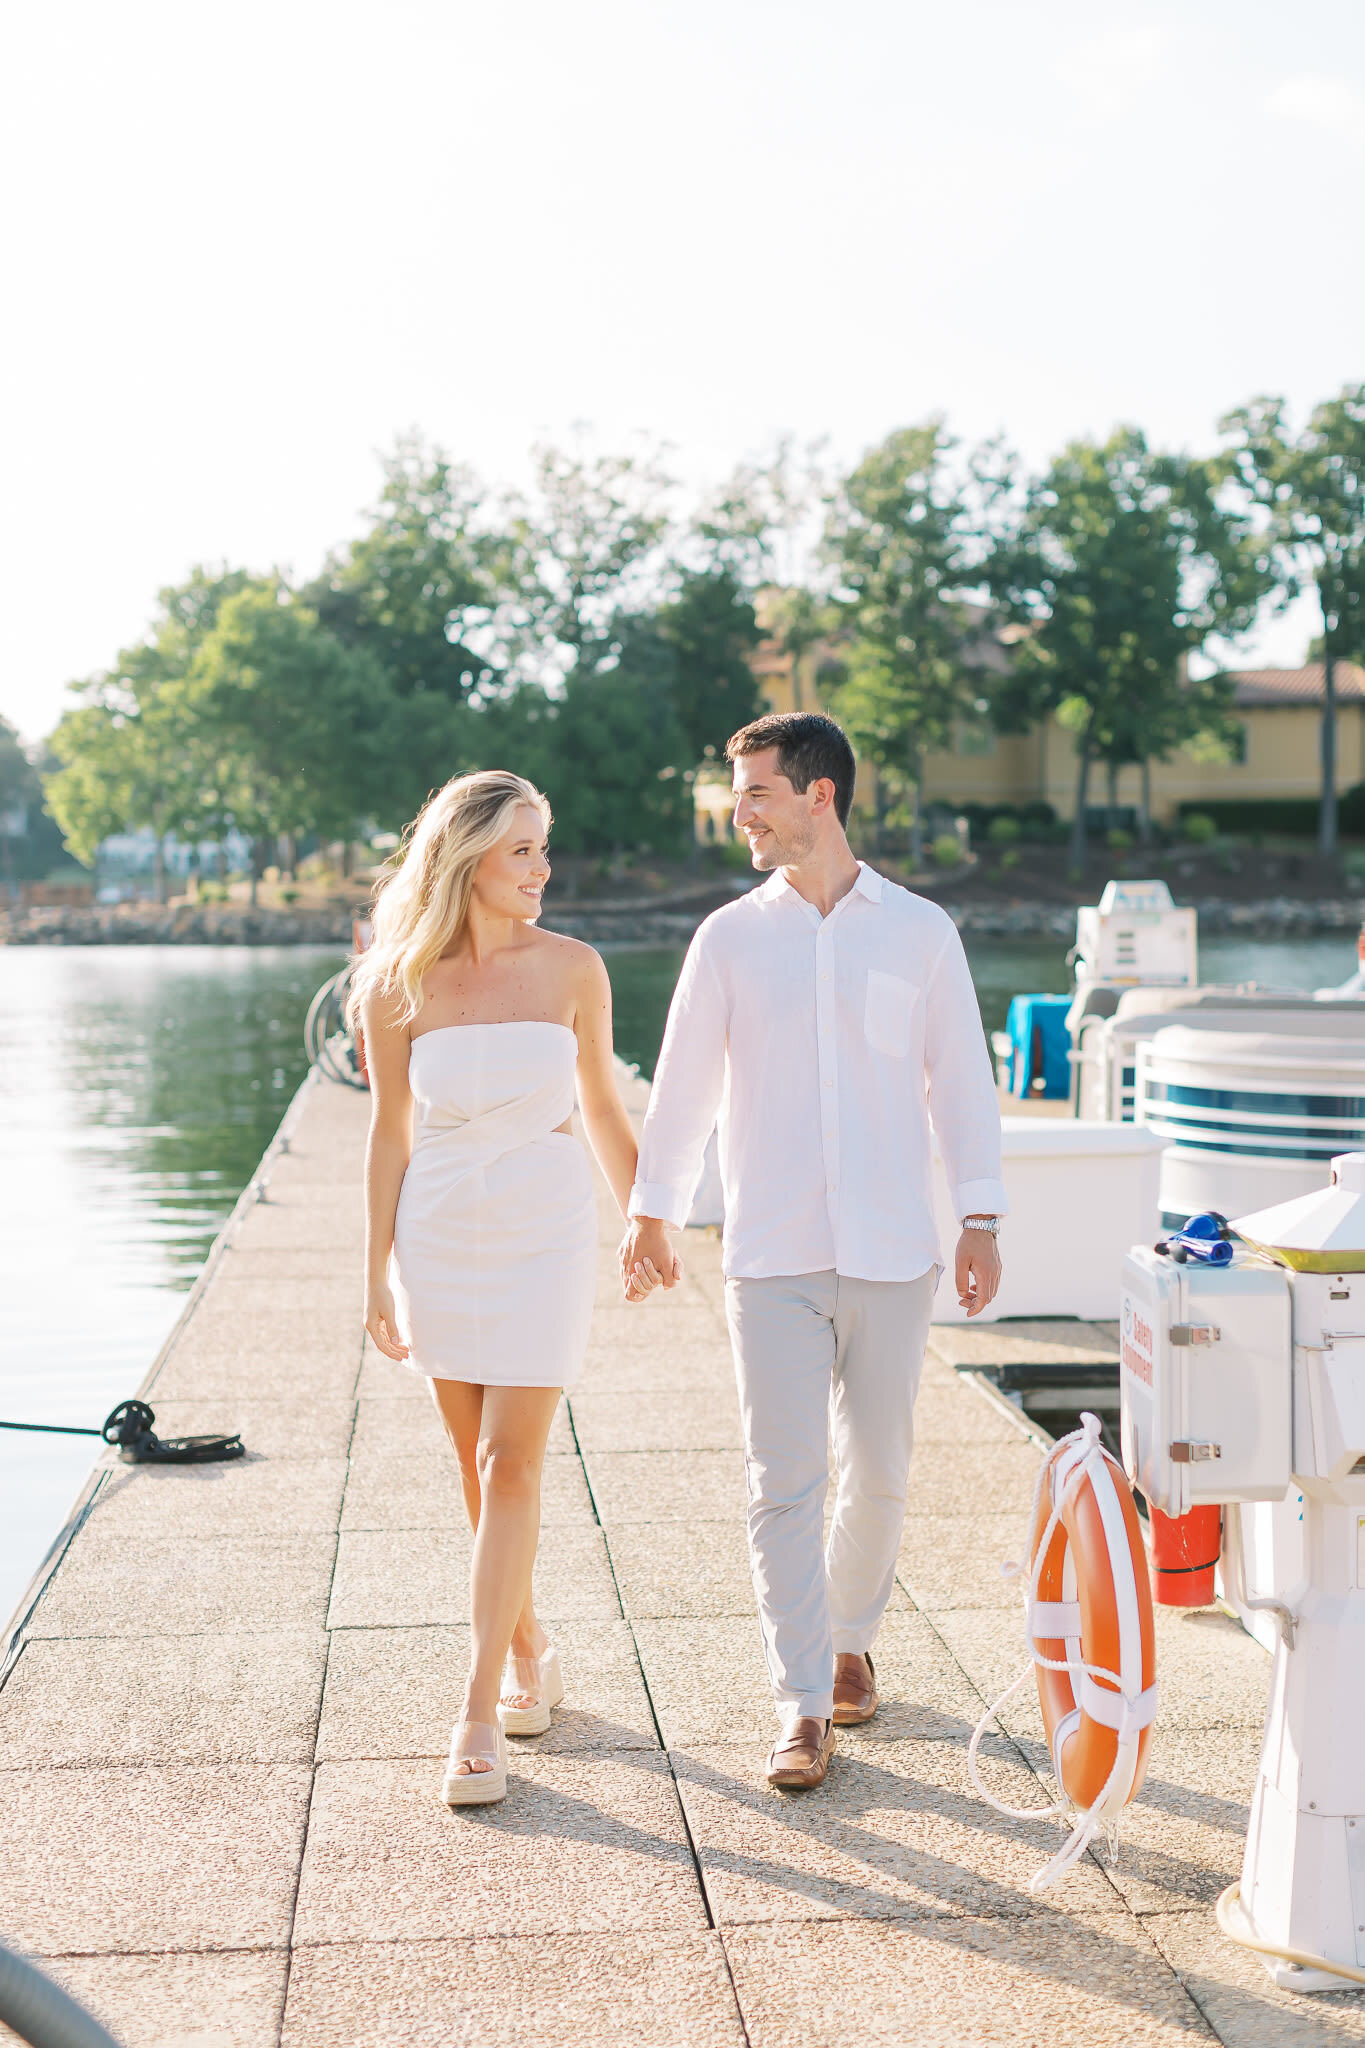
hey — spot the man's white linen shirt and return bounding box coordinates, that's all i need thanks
[628,863,1007,1282]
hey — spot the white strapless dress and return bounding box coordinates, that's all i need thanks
[390,1022,597,1389]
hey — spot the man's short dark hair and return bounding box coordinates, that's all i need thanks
[725,712,856,826]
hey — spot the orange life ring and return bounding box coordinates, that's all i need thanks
[1028,1430,1157,1815]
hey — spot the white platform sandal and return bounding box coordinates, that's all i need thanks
[498,1645,565,1737]
[442,1719,507,1806]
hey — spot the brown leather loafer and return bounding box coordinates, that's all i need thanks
[832,1651,878,1726]
[765,1717,835,1790]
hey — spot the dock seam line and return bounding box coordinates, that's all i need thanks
[564,1388,754,2048]
[274,1358,362,2046]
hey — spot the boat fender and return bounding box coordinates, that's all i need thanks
[1148,1502,1221,1606]
[968,1412,1158,1889]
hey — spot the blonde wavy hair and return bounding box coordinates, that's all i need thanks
[347,770,551,1031]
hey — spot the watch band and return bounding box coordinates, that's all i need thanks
[963,1215,1001,1236]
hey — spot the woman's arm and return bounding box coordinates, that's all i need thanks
[361,985,415,1361]
[570,946,646,1222]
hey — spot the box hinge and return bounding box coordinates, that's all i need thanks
[1169,1324,1220,1348]
[1170,1440,1222,1463]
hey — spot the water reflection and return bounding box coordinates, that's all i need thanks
[0,946,343,1627]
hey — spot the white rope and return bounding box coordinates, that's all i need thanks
[966,1412,1150,1890]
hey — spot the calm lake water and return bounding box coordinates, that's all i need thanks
[2,927,1360,1630]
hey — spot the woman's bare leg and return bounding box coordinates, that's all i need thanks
[429,1380,561,1770]
[429,1378,483,1528]
[430,1379,550,1671]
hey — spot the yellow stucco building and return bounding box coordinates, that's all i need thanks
[749,629,1365,829]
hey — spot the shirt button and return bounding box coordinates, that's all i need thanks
[824,1077,833,1087]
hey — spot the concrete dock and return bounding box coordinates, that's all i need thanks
[2,1074,1364,2046]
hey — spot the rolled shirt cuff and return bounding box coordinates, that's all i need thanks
[955,1178,1009,1224]
[628,1180,691,1227]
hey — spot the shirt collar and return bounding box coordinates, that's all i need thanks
[756,861,885,910]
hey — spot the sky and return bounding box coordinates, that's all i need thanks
[3,0,1362,743]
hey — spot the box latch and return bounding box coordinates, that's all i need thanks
[1170,1440,1222,1463]
[1169,1324,1220,1347]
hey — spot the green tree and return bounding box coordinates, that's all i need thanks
[693,438,831,713]
[694,436,826,586]
[44,570,249,897]
[508,441,674,679]
[1092,664,1242,843]
[0,718,66,883]
[822,421,980,860]
[191,582,391,894]
[305,435,503,703]
[525,619,693,857]
[987,430,1266,868]
[651,567,762,762]
[1219,387,1365,854]
[0,719,34,875]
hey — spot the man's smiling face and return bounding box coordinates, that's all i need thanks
[731,746,819,870]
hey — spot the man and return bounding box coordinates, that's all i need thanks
[620,712,1005,1790]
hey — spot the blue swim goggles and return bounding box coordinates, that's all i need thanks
[1155,1211,1234,1266]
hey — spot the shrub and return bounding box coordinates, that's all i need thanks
[1106,828,1134,852]
[1171,793,1365,836]
[997,848,1020,871]
[959,801,1059,842]
[280,886,300,906]
[986,815,1021,846]
[1184,814,1217,845]
[932,833,964,868]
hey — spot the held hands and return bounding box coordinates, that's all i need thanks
[365,1280,410,1362]
[618,1216,683,1304]
[955,1225,1002,1318]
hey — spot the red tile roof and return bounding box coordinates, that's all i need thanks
[1230,664,1365,705]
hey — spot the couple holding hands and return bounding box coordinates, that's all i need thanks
[356,711,1005,1805]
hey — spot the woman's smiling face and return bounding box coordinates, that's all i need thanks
[471,803,551,922]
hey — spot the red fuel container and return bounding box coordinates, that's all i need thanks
[1148,1504,1222,1606]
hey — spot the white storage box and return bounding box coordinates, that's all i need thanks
[1119,1247,1292,1517]
[931,1119,1164,1323]
[687,1110,1165,1325]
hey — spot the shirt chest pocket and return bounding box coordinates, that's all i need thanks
[863,969,919,1057]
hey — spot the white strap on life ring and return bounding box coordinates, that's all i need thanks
[1028,1599,1081,1636]
[966,1411,1157,1890]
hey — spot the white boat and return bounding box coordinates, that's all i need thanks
[989,881,1365,1317]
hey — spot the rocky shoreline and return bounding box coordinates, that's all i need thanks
[0,903,358,947]
[4,891,1364,948]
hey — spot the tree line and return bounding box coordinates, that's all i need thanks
[37,385,1365,889]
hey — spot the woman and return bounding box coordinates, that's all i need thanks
[351,770,669,1806]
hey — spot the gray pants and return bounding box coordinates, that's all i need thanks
[724,1268,937,1722]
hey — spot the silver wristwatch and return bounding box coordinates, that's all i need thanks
[962,1215,1001,1236]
